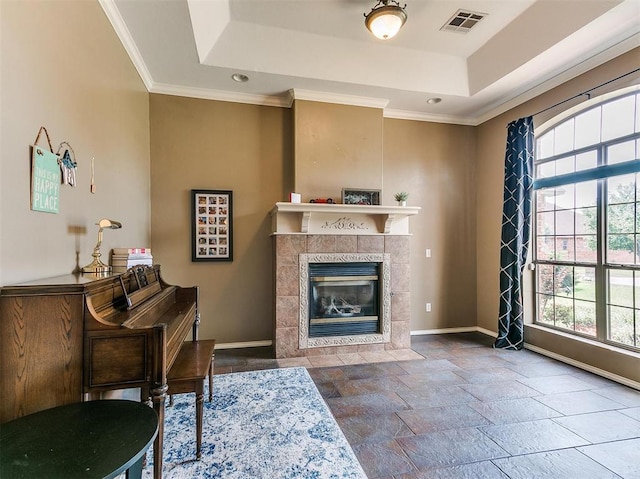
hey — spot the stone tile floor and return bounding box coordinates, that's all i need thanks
[213,332,640,478]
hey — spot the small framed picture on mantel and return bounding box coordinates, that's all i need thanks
[342,188,381,206]
[191,189,233,262]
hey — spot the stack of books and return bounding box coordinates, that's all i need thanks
[111,248,153,272]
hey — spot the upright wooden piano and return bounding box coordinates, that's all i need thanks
[0,265,198,479]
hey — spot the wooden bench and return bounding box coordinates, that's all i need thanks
[167,339,216,460]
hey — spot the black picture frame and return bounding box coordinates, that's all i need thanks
[342,188,381,205]
[191,189,233,262]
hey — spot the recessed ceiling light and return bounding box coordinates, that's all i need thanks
[427,97,442,104]
[231,73,249,83]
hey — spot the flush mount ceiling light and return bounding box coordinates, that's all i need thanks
[364,0,407,40]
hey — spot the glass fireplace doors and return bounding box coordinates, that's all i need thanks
[308,262,380,337]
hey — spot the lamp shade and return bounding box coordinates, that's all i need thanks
[365,2,407,40]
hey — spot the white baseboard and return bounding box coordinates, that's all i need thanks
[411,326,497,337]
[211,329,639,389]
[411,326,639,389]
[217,329,490,348]
[476,327,498,337]
[411,327,479,335]
[214,340,272,350]
[215,327,489,349]
[524,343,640,390]
[216,328,489,349]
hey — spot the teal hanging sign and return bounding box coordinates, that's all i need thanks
[30,127,60,214]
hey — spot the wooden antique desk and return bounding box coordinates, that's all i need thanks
[0,399,158,479]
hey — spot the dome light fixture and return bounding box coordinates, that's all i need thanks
[364,0,407,40]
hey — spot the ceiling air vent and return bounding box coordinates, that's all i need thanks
[441,9,487,33]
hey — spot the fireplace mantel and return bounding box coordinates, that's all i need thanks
[270,202,420,235]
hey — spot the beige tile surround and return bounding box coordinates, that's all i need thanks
[273,234,412,359]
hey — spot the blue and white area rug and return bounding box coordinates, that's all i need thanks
[143,367,367,479]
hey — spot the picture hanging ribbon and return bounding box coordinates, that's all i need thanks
[56,141,78,187]
[30,126,61,214]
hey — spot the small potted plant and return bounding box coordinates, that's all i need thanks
[394,191,409,206]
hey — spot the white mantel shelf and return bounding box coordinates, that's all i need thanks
[270,202,420,235]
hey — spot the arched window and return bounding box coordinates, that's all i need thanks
[533,87,640,351]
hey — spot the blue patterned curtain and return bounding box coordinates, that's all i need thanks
[494,116,534,350]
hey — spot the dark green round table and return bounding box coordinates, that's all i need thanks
[0,400,158,479]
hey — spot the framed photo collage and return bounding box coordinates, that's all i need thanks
[191,189,233,262]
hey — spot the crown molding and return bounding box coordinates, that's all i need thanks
[384,108,476,126]
[151,84,478,124]
[474,32,640,125]
[101,0,638,127]
[151,83,291,108]
[98,0,153,91]
[150,83,479,124]
[289,89,389,110]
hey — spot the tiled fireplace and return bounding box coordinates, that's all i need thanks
[271,203,419,359]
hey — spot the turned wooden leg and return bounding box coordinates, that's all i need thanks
[152,384,167,479]
[208,359,213,402]
[196,390,204,460]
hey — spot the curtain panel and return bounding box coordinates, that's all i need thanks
[495,116,534,350]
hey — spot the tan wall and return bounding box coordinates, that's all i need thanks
[149,96,477,343]
[292,100,478,331]
[383,119,478,331]
[476,48,640,382]
[293,100,383,201]
[149,94,293,343]
[0,0,150,286]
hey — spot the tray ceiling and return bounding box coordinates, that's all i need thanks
[105,0,640,124]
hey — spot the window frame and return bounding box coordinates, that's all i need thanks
[532,89,640,352]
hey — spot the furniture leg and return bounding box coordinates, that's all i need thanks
[152,384,167,479]
[126,454,144,479]
[166,339,216,461]
[208,359,213,402]
[195,390,204,459]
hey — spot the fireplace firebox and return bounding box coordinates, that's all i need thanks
[309,262,380,337]
[299,253,391,350]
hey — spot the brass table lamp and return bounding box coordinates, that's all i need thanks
[82,218,122,274]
